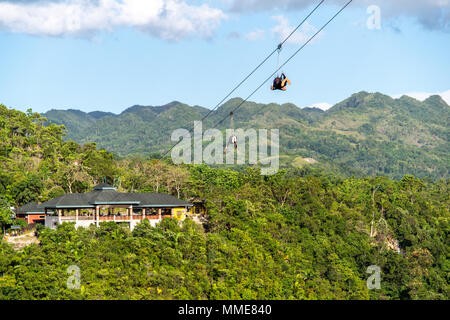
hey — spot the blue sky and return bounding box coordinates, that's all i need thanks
[0,0,449,114]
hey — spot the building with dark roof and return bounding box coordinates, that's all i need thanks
[15,202,53,224]
[20,183,192,230]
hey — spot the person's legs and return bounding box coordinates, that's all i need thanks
[281,76,291,86]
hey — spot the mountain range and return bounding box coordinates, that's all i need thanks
[42,91,449,180]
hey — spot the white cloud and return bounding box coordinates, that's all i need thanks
[229,0,311,13]
[392,89,450,105]
[228,0,450,32]
[307,102,332,111]
[359,0,450,32]
[245,28,264,41]
[271,15,319,45]
[0,0,227,41]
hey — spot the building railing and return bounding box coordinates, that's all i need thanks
[60,216,78,221]
[58,214,166,222]
[76,216,95,221]
[99,216,115,221]
[114,216,128,221]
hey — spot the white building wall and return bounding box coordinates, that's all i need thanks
[45,216,162,230]
[130,218,162,230]
[147,218,162,227]
[45,216,59,229]
[75,220,96,229]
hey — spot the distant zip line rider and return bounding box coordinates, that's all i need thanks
[271,73,291,91]
[224,134,238,153]
[271,43,291,91]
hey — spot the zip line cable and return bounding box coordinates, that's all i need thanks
[161,0,326,158]
[209,0,353,131]
[165,0,352,155]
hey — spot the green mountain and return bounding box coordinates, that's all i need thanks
[42,92,449,179]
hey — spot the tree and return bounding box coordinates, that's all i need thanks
[267,170,296,207]
[9,174,43,206]
[0,205,13,235]
[149,160,167,193]
[57,159,92,193]
[167,166,189,198]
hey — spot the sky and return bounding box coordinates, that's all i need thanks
[0,0,449,113]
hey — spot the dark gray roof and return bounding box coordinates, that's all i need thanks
[93,183,116,190]
[86,189,138,204]
[39,188,190,209]
[18,202,53,214]
[39,193,94,208]
[128,193,191,207]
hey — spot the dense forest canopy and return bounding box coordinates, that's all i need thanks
[0,103,448,300]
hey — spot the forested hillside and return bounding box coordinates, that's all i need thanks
[43,92,449,180]
[0,103,448,300]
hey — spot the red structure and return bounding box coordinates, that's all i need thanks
[15,202,51,225]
